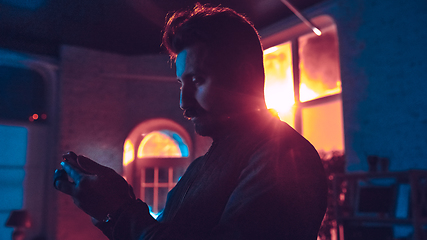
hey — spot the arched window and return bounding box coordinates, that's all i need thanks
[123,119,192,217]
[137,130,188,158]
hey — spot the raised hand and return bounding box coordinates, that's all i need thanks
[54,151,135,222]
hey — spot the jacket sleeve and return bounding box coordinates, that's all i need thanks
[99,137,327,240]
[98,199,213,240]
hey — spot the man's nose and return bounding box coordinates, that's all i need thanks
[180,84,196,110]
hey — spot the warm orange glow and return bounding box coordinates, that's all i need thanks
[32,114,39,120]
[263,46,278,55]
[299,83,319,102]
[263,43,295,126]
[298,25,341,102]
[123,139,135,166]
[301,98,344,153]
[263,24,343,155]
[137,131,182,158]
[264,38,340,111]
[264,67,295,112]
[339,193,345,202]
[299,71,341,102]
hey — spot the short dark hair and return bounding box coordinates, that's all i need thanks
[162,3,265,87]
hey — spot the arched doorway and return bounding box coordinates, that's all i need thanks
[123,119,192,217]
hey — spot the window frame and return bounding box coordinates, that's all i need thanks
[290,36,342,133]
[123,119,192,216]
[261,15,344,152]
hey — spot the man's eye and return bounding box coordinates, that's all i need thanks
[192,76,204,84]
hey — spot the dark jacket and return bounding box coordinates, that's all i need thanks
[100,112,328,240]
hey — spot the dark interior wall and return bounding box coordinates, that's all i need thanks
[333,0,427,171]
[56,46,194,240]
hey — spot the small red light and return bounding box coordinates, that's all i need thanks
[33,114,39,120]
[29,116,34,122]
[41,114,47,120]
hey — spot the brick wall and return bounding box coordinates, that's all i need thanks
[334,0,427,171]
[56,46,195,240]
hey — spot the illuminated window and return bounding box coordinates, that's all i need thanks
[264,23,344,155]
[137,131,188,158]
[264,42,295,126]
[123,119,192,218]
[137,130,188,217]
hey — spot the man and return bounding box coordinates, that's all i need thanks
[54,3,327,240]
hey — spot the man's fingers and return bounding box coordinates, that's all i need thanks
[54,169,74,195]
[55,178,75,195]
[77,155,106,174]
[63,151,78,164]
[53,169,68,186]
[61,161,85,184]
[63,151,77,160]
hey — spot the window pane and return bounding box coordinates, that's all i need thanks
[158,187,169,213]
[263,42,295,127]
[0,125,27,167]
[137,131,182,158]
[158,167,168,183]
[144,187,153,207]
[298,25,341,102]
[301,98,344,154]
[173,167,186,183]
[145,168,154,183]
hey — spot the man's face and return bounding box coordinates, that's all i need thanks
[176,44,240,138]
